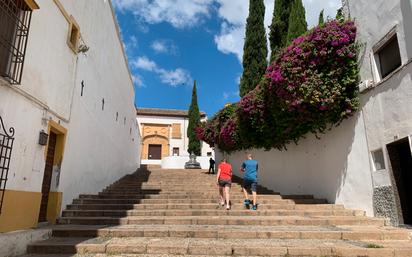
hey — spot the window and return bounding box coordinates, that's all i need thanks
[173,147,179,156]
[0,0,36,84]
[67,16,80,53]
[207,152,212,157]
[371,149,386,171]
[375,34,402,80]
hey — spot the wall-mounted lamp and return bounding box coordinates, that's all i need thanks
[38,130,49,146]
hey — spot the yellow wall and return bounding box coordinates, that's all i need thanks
[0,190,42,232]
[0,120,68,232]
[46,192,62,225]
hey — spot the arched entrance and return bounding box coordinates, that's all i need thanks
[142,135,169,160]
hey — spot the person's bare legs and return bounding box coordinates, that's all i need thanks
[242,187,249,201]
[219,186,225,205]
[224,186,230,209]
[252,191,257,206]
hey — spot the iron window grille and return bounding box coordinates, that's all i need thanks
[0,116,15,215]
[0,0,33,85]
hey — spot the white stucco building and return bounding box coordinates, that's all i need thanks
[136,108,214,169]
[0,0,140,233]
[217,0,412,226]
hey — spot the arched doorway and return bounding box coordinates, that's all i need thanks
[142,135,169,160]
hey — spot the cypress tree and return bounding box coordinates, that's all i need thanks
[187,80,201,156]
[318,9,325,25]
[336,7,344,22]
[239,0,268,97]
[286,0,307,43]
[269,0,293,61]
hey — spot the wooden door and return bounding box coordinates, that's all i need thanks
[38,132,57,222]
[148,144,162,160]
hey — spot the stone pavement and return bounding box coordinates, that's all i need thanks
[23,166,412,257]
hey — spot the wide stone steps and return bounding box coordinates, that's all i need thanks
[65,203,341,211]
[25,168,412,257]
[51,225,410,241]
[81,194,313,200]
[58,215,386,226]
[71,198,326,205]
[61,209,365,218]
[26,237,412,256]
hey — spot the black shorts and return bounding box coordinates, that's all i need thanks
[218,179,231,187]
[243,180,257,192]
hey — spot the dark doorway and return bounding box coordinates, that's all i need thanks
[38,131,57,222]
[148,144,162,160]
[387,137,412,225]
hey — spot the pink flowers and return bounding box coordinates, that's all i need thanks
[197,19,360,152]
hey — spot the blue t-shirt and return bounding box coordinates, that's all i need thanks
[242,160,258,182]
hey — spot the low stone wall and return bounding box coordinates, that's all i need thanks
[0,227,52,257]
[162,156,212,170]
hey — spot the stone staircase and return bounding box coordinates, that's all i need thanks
[24,167,412,257]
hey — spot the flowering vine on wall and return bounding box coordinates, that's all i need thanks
[197,20,360,152]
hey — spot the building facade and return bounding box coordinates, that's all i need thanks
[217,0,412,226]
[347,0,412,225]
[0,0,140,232]
[136,108,214,168]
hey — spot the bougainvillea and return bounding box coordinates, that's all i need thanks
[196,104,240,152]
[265,19,359,144]
[198,19,360,152]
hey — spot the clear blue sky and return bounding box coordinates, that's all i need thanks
[112,0,341,117]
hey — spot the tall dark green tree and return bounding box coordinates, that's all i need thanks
[187,80,201,156]
[286,0,307,43]
[336,7,344,22]
[318,9,325,25]
[269,0,293,61]
[239,0,268,97]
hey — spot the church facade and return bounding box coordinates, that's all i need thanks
[136,108,214,168]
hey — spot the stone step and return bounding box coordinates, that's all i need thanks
[67,199,335,209]
[102,188,275,193]
[80,194,288,200]
[111,184,274,191]
[61,209,364,218]
[58,216,387,226]
[26,237,412,256]
[107,182,268,186]
[70,202,343,210]
[100,190,276,196]
[72,198,328,205]
[65,203,340,211]
[50,225,411,241]
[97,190,279,196]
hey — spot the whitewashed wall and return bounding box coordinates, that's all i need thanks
[0,0,140,209]
[216,113,375,216]
[57,0,140,208]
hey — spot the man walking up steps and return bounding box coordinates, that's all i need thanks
[241,153,258,210]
